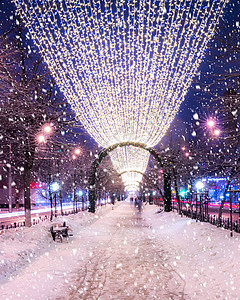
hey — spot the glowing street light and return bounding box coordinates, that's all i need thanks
[206,118,221,137]
[214,129,220,136]
[196,181,204,190]
[78,190,83,196]
[72,148,81,160]
[74,148,81,155]
[37,123,54,144]
[51,182,60,192]
[207,120,215,128]
[43,124,53,134]
[37,135,45,144]
[72,147,81,212]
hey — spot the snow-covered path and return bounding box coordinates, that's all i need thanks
[68,203,186,299]
[1,202,240,299]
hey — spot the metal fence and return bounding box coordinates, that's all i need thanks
[154,198,240,237]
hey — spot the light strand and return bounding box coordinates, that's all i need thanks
[13,0,228,190]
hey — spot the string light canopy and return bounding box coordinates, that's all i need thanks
[110,146,149,189]
[125,184,140,193]
[110,146,149,173]
[121,171,143,186]
[13,0,227,190]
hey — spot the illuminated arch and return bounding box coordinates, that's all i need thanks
[88,142,171,213]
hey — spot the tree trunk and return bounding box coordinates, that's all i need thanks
[172,167,181,214]
[164,172,172,212]
[189,179,193,218]
[88,164,97,213]
[59,190,63,215]
[75,194,78,213]
[81,196,84,211]
[149,191,153,205]
[88,187,96,213]
[54,193,57,217]
[49,191,53,221]
[24,164,31,227]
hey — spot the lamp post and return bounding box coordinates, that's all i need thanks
[206,118,221,138]
[77,190,84,211]
[229,185,233,237]
[37,123,54,144]
[72,148,81,213]
[37,123,54,217]
[196,181,204,221]
[8,144,12,213]
[51,182,60,218]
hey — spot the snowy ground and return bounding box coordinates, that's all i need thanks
[1,202,240,299]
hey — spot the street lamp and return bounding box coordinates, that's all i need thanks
[74,148,81,155]
[72,147,81,160]
[78,190,83,196]
[213,129,220,136]
[37,123,54,144]
[43,124,53,134]
[37,135,46,143]
[50,181,60,218]
[196,181,204,191]
[78,190,84,211]
[206,118,221,138]
[36,123,55,218]
[51,182,60,192]
[195,181,204,220]
[207,119,215,128]
[181,146,190,158]
[72,147,81,213]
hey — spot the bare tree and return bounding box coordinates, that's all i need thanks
[190,16,240,221]
[0,23,79,226]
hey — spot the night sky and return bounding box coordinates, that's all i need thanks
[178,0,240,122]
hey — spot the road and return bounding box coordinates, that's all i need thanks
[0,204,86,227]
[1,202,240,228]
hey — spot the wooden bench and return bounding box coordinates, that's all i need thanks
[50,222,72,242]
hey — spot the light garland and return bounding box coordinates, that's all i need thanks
[110,146,149,174]
[125,185,139,192]
[109,146,149,190]
[13,0,227,191]
[121,171,143,187]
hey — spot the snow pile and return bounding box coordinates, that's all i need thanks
[0,223,52,283]
[144,208,240,299]
[0,204,112,284]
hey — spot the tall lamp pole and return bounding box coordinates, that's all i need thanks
[72,148,81,213]
[8,144,12,213]
[73,166,76,213]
